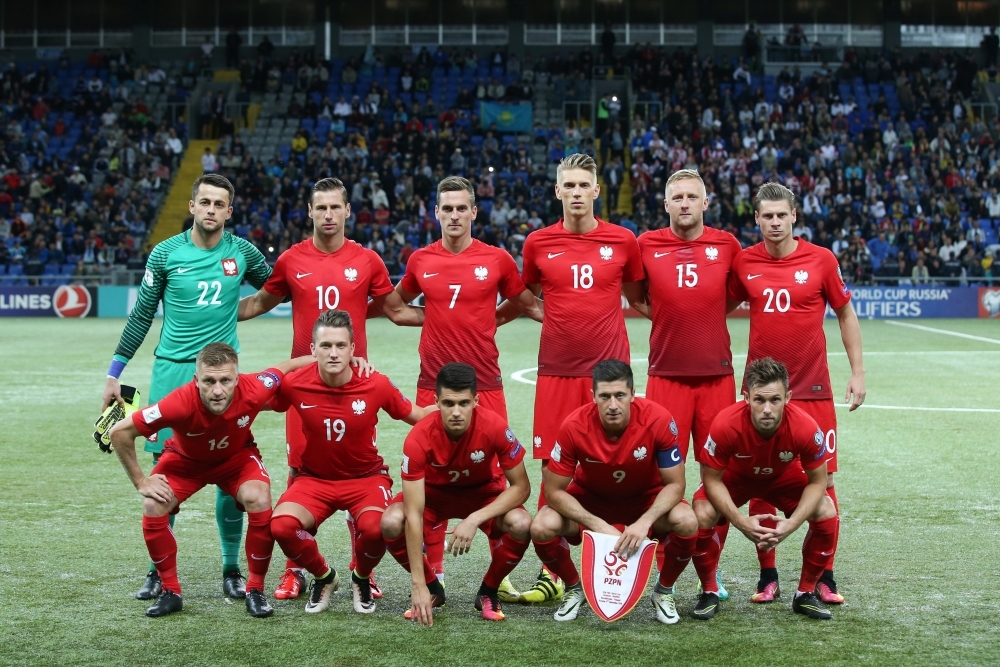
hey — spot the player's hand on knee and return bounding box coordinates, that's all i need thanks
[102,377,124,410]
[446,519,477,556]
[138,474,175,504]
[350,356,375,377]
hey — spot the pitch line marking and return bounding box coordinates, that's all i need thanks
[885,321,1000,345]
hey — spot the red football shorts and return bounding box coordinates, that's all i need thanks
[645,374,736,463]
[417,387,508,421]
[793,398,838,473]
[692,469,835,515]
[285,408,307,471]
[562,483,685,544]
[277,472,394,526]
[532,375,593,460]
[152,447,271,514]
[389,482,518,540]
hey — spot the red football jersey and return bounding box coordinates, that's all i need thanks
[132,369,283,464]
[521,219,644,377]
[400,407,526,493]
[729,239,852,399]
[639,226,743,377]
[271,365,413,480]
[547,398,682,500]
[263,239,393,358]
[701,401,830,482]
[400,239,526,391]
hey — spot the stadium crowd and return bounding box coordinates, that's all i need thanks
[4,42,1000,286]
[0,50,190,282]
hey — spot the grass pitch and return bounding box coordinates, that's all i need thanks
[1,316,998,666]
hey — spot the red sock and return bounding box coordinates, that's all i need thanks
[799,516,839,593]
[244,509,273,591]
[271,515,329,577]
[655,541,666,572]
[715,519,730,550]
[826,487,839,571]
[143,514,181,594]
[536,479,547,511]
[533,537,579,586]
[385,534,437,584]
[750,498,777,569]
[284,471,301,572]
[424,520,447,577]
[346,512,358,572]
[691,527,720,594]
[352,511,386,579]
[483,535,530,588]
[657,532,696,588]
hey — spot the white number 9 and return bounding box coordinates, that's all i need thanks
[612,470,626,483]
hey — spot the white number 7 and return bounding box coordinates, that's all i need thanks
[448,284,461,309]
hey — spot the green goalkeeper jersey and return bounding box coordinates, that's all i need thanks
[113,230,271,363]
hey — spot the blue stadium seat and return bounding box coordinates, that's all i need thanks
[0,265,7,276]
[62,264,76,274]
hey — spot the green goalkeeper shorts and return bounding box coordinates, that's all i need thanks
[143,357,197,455]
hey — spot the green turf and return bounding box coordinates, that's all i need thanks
[1,316,998,666]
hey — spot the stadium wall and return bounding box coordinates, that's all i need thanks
[4,285,999,319]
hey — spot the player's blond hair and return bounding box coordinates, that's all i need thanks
[665,169,706,196]
[744,357,789,392]
[313,309,354,342]
[754,182,796,212]
[437,176,476,206]
[556,153,598,183]
[197,342,239,370]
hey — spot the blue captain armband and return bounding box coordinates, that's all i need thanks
[656,445,683,468]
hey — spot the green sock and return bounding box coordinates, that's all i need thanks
[216,487,244,574]
[148,514,176,572]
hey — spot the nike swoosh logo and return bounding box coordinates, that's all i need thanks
[747,274,763,280]
[584,458,603,463]
[186,432,205,437]
[250,554,270,561]
[430,462,447,467]
[547,252,566,259]
[224,517,242,522]
[820,550,835,557]
[152,556,169,564]
[735,454,752,458]
[654,251,671,258]
[423,272,439,278]
[296,272,313,279]
[176,267,194,274]
[299,403,317,409]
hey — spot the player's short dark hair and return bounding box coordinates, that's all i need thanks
[313,309,354,342]
[197,342,239,370]
[437,176,476,207]
[310,177,349,206]
[754,182,796,212]
[744,357,789,392]
[436,362,477,396]
[191,174,235,206]
[591,359,633,392]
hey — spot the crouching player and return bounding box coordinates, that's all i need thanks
[109,343,310,618]
[268,310,432,614]
[381,363,532,625]
[529,360,698,624]
[690,357,840,620]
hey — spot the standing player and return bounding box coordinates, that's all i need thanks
[381,176,541,596]
[238,177,423,600]
[729,182,864,604]
[514,153,645,602]
[528,360,698,624]
[108,343,310,617]
[636,169,742,599]
[690,357,840,620]
[267,310,433,614]
[381,363,532,625]
[101,174,272,601]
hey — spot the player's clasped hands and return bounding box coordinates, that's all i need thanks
[137,474,175,504]
[445,518,478,556]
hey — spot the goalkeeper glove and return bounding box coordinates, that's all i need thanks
[93,385,141,453]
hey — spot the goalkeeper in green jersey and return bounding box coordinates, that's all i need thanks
[101,174,273,601]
